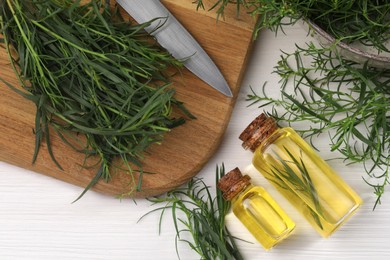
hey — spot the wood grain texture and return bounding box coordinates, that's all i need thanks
[0,0,256,197]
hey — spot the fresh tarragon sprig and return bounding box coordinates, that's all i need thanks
[269,147,324,229]
[139,164,244,260]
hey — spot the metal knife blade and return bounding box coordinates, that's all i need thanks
[116,0,233,97]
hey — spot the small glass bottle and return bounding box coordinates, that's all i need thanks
[239,113,362,237]
[218,167,295,250]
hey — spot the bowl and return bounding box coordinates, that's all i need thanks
[302,19,390,69]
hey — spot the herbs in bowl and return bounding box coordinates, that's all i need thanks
[197,0,390,68]
[299,2,390,68]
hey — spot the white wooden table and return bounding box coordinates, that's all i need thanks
[1,22,389,260]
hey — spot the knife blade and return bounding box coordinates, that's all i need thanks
[116,0,233,97]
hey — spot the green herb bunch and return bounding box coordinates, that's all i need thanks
[0,0,191,200]
[196,0,390,52]
[141,165,243,260]
[247,43,390,208]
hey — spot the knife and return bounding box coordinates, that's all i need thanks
[116,0,233,97]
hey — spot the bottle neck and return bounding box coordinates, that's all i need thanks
[240,114,279,152]
[224,175,251,201]
[218,168,251,201]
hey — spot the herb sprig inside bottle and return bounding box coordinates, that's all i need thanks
[0,0,193,200]
[240,113,362,237]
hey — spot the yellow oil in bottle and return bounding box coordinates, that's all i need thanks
[218,168,295,250]
[231,185,296,250]
[240,114,362,237]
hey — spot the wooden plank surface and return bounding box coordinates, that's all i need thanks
[0,0,255,197]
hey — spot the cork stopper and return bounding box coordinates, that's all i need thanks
[239,113,278,151]
[218,167,251,201]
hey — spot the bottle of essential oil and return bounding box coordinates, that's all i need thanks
[239,113,362,237]
[218,167,295,250]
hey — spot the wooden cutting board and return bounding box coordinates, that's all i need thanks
[0,0,256,198]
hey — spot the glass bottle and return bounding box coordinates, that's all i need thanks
[218,167,295,250]
[239,113,362,237]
